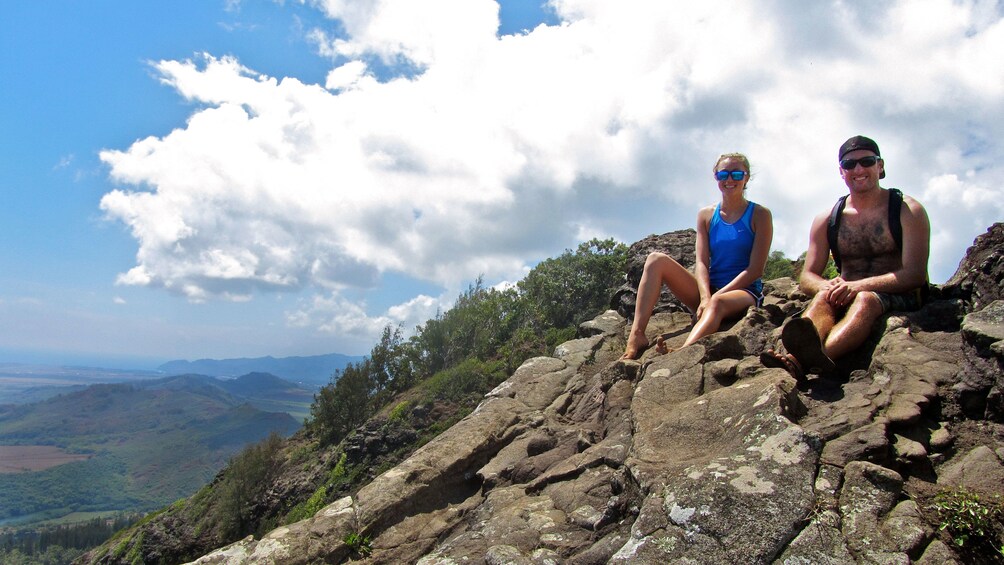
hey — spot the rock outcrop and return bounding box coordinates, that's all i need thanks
[188,225,1004,565]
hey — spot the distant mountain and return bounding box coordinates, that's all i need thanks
[218,372,313,398]
[0,364,164,405]
[157,353,366,388]
[0,373,301,527]
[214,372,315,422]
[133,372,315,423]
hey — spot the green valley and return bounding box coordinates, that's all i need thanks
[0,373,310,527]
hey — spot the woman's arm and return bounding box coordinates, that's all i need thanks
[694,206,714,315]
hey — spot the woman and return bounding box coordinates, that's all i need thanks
[621,152,773,359]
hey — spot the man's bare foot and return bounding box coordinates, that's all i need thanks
[759,349,806,382]
[620,333,650,360]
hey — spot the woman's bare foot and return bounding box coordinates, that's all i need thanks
[620,331,650,360]
[654,336,675,355]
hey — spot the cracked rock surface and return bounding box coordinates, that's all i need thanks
[189,225,1004,565]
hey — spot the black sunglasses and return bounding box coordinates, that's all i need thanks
[715,170,747,181]
[839,156,881,170]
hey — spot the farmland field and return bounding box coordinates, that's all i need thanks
[0,445,91,473]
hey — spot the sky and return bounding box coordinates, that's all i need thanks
[1,0,1002,370]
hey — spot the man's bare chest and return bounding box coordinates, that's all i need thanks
[836,210,900,275]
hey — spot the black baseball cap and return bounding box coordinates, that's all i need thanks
[839,135,885,178]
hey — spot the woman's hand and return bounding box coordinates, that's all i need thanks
[695,297,710,320]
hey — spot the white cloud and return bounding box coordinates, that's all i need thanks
[100,0,1004,344]
[324,60,374,91]
[309,0,500,66]
[923,172,1004,273]
[287,290,447,337]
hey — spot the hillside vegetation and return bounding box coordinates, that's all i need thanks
[81,238,633,564]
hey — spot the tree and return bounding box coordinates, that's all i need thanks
[795,251,839,280]
[518,238,628,330]
[213,432,285,539]
[369,324,417,404]
[310,363,374,446]
[305,237,629,445]
[763,249,795,281]
[764,249,839,282]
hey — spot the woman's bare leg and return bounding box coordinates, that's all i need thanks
[681,290,755,347]
[622,252,701,359]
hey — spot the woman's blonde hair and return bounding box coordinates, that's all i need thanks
[714,152,751,175]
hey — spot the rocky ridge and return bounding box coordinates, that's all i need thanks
[187,224,1004,564]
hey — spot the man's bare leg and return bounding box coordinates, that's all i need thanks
[803,293,839,346]
[777,294,841,374]
[820,292,884,360]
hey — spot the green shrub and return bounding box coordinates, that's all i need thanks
[310,363,374,446]
[544,327,577,350]
[125,532,144,565]
[343,532,372,557]
[821,256,839,280]
[289,444,314,465]
[328,452,348,485]
[934,488,1003,548]
[518,238,628,330]
[112,537,130,558]
[209,433,285,539]
[791,251,839,280]
[388,401,412,422]
[763,250,795,281]
[284,485,328,524]
[422,358,506,403]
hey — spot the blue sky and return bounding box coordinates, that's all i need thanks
[2,1,1002,369]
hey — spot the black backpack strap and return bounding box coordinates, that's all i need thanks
[827,195,848,274]
[828,189,903,274]
[888,188,903,250]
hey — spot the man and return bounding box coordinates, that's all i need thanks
[762,135,931,379]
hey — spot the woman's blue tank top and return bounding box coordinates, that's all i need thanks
[708,201,762,294]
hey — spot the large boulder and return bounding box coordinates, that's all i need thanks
[610,230,697,318]
[943,223,1004,310]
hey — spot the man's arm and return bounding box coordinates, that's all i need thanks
[798,211,832,297]
[895,195,931,287]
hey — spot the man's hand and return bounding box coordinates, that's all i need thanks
[823,277,860,307]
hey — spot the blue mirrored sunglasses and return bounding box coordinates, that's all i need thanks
[715,170,746,181]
